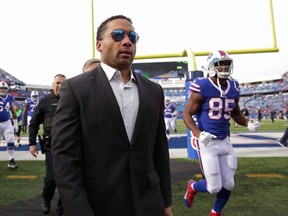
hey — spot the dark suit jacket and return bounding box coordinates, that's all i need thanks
[52,67,172,216]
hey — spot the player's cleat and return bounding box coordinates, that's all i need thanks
[210,211,222,216]
[166,134,171,141]
[277,142,286,147]
[8,159,18,169]
[184,179,197,207]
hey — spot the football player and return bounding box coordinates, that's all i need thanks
[22,90,39,127]
[0,80,19,168]
[164,98,177,140]
[183,50,260,216]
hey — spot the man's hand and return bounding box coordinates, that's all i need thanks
[199,131,217,145]
[165,206,173,216]
[29,145,38,158]
[247,120,260,132]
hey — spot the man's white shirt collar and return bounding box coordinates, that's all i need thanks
[100,62,136,82]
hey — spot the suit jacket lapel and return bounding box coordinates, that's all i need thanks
[130,73,148,146]
[90,67,130,144]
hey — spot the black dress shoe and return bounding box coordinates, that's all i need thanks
[56,208,65,216]
[57,211,65,216]
[42,201,51,214]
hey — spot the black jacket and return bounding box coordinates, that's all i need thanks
[29,90,59,146]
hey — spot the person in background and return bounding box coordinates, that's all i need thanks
[29,74,66,216]
[270,109,276,123]
[183,50,260,216]
[10,102,23,147]
[257,108,262,122]
[82,58,101,73]
[22,90,39,128]
[164,98,177,140]
[22,115,27,133]
[0,80,19,168]
[52,15,173,216]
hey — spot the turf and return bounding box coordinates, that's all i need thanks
[171,157,288,215]
[1,158,287,215]
[172,119,288,134]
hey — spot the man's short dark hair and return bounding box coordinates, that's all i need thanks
[96,15,133,41]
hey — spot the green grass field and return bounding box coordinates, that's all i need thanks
[20,118,287,136]
[172,158,288,215]
[172,118,288,134]
[0,119,287,214]
[0,158,287,215]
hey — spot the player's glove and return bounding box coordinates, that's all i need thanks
[247,120,260,132]
[13,119,18,133]
[199,131,217,145]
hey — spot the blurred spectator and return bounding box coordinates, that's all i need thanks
[257,109,262,122]
[270,110,276,123]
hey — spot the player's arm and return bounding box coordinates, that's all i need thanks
[172,106,177,117]
[183,92,203,138]
[231,100,249,127]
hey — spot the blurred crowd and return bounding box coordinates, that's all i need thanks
[164,79,288,121]
[6,75,288,122]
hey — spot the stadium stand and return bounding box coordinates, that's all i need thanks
[160,71,288,121]
[0,68,50,110]
[1,67,288,121]
[0,68,25,86]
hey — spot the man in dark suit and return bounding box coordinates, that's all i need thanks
[52,15,173,216]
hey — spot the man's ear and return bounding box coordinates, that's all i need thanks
[96,41,102,52]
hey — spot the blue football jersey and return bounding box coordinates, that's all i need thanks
[24,98,38,117]
[164,104,176,118]
[189,77,240,139]
[0,94,14,122]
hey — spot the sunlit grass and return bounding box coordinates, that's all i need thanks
[0,158,287,215]
[172,119,287,134]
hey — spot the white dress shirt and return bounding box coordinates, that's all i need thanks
[101,63,139,142]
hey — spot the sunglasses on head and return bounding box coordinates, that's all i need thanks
[103,29,139,44]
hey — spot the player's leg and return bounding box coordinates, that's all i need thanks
[185,140,222,207]
[164,118,171,140]
[5,121,18,168]
[211,138,237,215]
[170,118,176,133]
[200,153,222,195]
